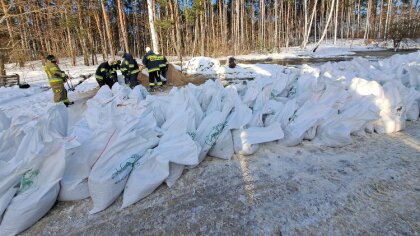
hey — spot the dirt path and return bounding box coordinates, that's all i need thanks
[22,121,420,235]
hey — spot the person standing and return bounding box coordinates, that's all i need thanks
[117,51,140,88]
[142,47,162,91]
[156,54,168,85]
[95,59,116,88]
[43,55,73,106]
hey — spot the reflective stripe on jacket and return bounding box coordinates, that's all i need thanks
[44,61,66,83]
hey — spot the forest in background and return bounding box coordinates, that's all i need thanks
[0,0,419,70]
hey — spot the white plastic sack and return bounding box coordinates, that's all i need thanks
[314,98,380,147]
[0,144,65,236]
[88,113,159,214]
[122,133,200,208]
[233,123,284,155]
[282,99,335,146]
[0,110,10,132]
[0,187,17,221]
[407,101,419,121]
[208,129,234,160]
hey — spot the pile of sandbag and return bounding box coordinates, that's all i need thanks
[0,105,68,235]
[0,52,419,235]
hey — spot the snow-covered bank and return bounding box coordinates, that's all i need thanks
[0,51,419,235]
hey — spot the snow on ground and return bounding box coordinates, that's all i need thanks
[216,38,420,62]
[0,49,419,235]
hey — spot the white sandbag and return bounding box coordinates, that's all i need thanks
[232,129,260,155]
[373,81,420,133]
[194,112,229,162]
[0,120,25,162]
[314,98,380,147]
[282,99,335,146]
[225,92,252,130]
[233,123,284,155]
[165,163,185,187]
[59,108,117,201]
[407,101,419,120]
[88,113,159,214]
[122,133,200,208]
[0,110,10,132]
[0,105,67,196]
[208,129,234,160]
[266,99,298,129]
[59,124,99,201]
[349,78,385,98]
[0,187,17,221]
[0,143,65,236]
[128,85,144,100]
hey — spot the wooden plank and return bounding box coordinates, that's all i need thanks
[0,74,20,87]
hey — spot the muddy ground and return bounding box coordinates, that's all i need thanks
[22,121,420,235]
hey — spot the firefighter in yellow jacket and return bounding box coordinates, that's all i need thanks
[43,55,73,106]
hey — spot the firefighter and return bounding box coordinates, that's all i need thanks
[142,47,162,91]
[117,51,140,88]
[43,55,73,106]
[156,54,168,85]
[110,60,121,83]
[95,59,116,88]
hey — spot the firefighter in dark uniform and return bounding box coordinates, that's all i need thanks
[156,54,168,85]
[43,54,73,106]
[142,47,162,91]
[117,51,140,88]
[95,59,115,88]
[110,60,121,83]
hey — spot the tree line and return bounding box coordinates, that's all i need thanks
[0,0,419,70]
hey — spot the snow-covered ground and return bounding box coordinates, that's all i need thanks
[0,48,419,235]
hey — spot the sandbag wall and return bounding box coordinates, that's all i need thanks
[0,52,419,235]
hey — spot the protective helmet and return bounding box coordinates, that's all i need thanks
[145,47,151,53]
[46,54,56,62]
[116,51,125,57]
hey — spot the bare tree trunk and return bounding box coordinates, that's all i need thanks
[0,52,5,76]
[313,0,336,52]
[384,0,392,40]
[1,0,13,44]
[101,0,115,57]
[334,0,339,44]
[117,0,130,52]
[302,0,318,48]
[364,0,371,41]
[274,0,279,51]
[147,0,159,53]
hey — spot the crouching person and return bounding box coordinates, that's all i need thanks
[95,59,116,88]
[43,54,74,107]
[117,51,140,88]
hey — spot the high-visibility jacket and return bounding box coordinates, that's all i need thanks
[156,54,168,69]
[142,51,161,73]
[43,61,66,83]
[95,62,112,86]
[110,61,120,76]
[120,53,139,76]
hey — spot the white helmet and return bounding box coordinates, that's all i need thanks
[145,47,151,53]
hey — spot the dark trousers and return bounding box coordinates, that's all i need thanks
[159,66,168,85]
[148,71,161,86]
[128,73,139,88]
